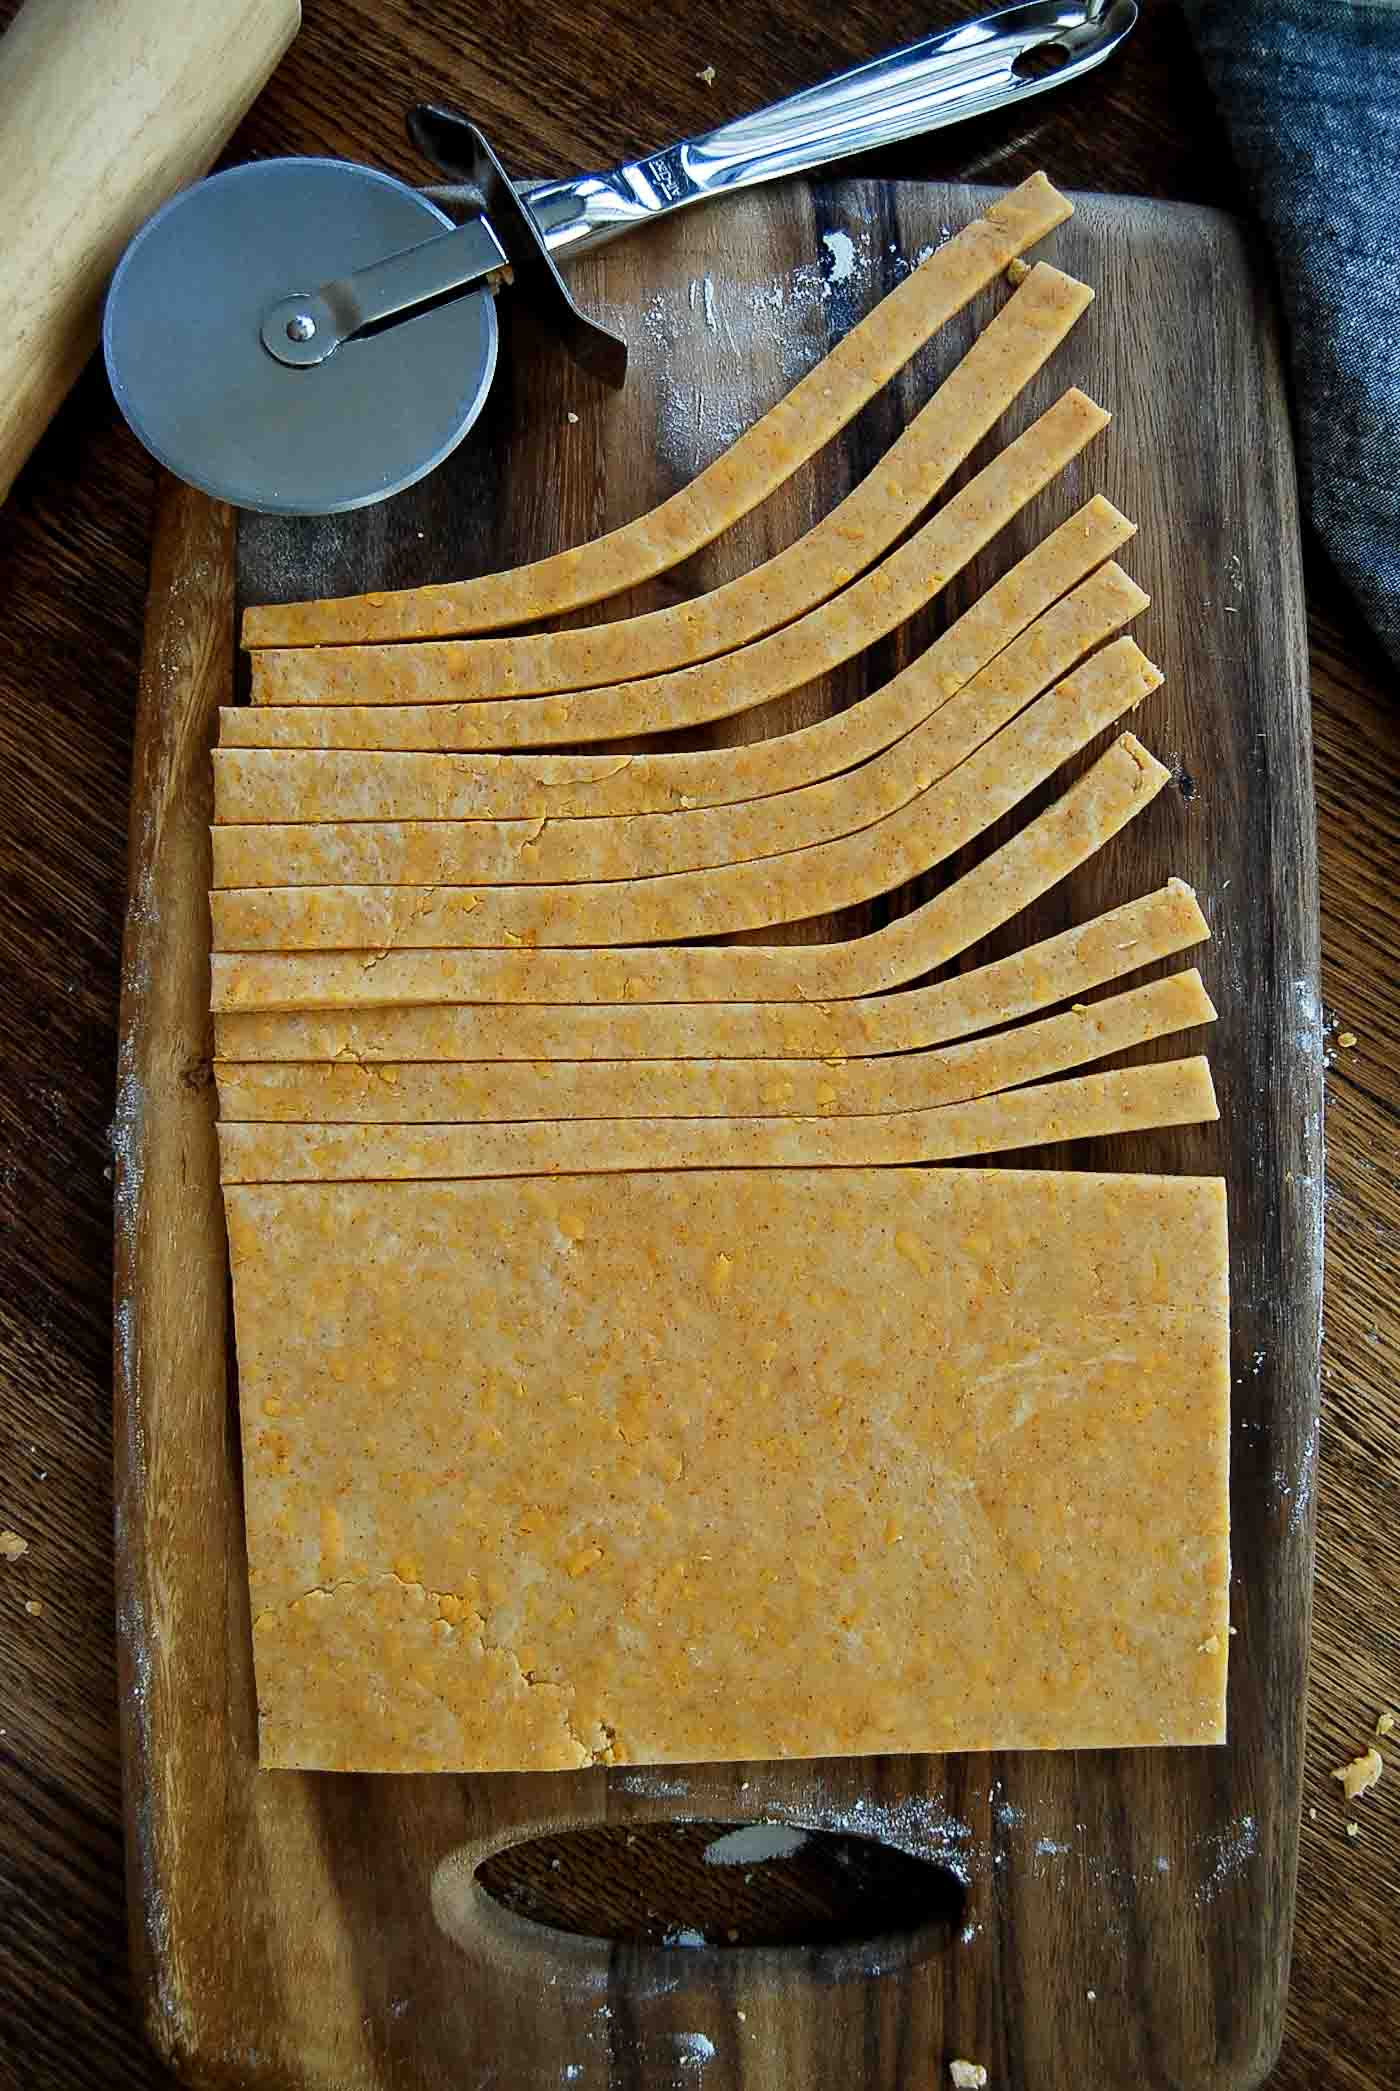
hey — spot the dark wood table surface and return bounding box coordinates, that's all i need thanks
[0,3,1395,2086]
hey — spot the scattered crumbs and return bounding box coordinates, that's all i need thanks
[1377,1710,1395,1739]
[0,1532,28,1562]
[1337,1030,1357,1049]
[696,63,716,86]
[949,2064,988,2090]
[24,1598,42,1616]
[1198,1634,1220,1655]
[1154,1855,1170,1872]
[566,411,579,425]
[663,1928,707,1949]
[1035,1837,1071,1857]
[1332,1746,1383,1802]
[563,2069,582,2083]
[1346,1821,1361,1840]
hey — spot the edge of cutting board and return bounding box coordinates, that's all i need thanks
[114,181,1322,2091]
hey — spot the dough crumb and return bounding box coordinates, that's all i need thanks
[950,2064,988,2090]
[1086,1989,1096,2002]
[1346,1821,1361,1840]
[1332,1746,1383,1802]
[0,1531,28,1562]
[23,1598,42,1616]
[1337,1031,1357,1049]
[1198,1633,1220,1654]
[696,63,716,85]
[1376,1709,1395,1738]
[566,411,579,425]
[1006,257,1031,287]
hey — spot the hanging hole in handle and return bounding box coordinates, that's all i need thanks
[475,1820,965,1949]
[1012,40,1072,80]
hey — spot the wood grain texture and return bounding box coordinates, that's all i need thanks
[0,3,1396,2089]
[107,179,1316,2091]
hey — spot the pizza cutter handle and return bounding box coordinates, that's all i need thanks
[516,0,1137,260]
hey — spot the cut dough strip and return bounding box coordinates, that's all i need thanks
[211,639,1161,951]
[252,267,1091,702]
[244,390,1109,742]
[212,882,1210,1063]
[208,734,1171,1010]
[216,1057,1220,1181]
[242,174,1073,649]
[219,496,1136,770]
[214,969,1215,1123]
[214,563,1148,888]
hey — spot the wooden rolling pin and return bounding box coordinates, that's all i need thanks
[0,0,300,500]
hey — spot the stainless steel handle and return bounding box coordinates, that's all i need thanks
[519,1,1137,260]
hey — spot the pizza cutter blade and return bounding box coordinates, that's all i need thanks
[103,158,501,515]
[102,0,1137,516]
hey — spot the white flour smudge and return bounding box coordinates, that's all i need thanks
[662,1927,707,1949]
[821,229,857,285]
[1196,1814,1258,1904]
[703,1823,808,1867]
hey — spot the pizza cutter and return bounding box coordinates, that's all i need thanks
[102,0,1135,515]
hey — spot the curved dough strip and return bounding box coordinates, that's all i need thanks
[214,564,1147,888]
[214,970,1215,1123]
[208,735,1171,1010]
[252,267,1090,702]
[245,390,1108,741]
[211,641,1160,952]
[212,883,1209,1063]
[242,174,1072,648]
[215,1058,1219,1182]
[218,497,1135,770]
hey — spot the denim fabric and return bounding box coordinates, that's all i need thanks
[1187,0,1400,670]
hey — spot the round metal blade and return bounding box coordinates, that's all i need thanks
[103,159,499,515]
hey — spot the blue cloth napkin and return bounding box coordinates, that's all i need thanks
[1187,0,1400,669]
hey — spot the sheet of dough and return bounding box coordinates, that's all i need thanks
[251,267,1090,703]
[212,882,1210,1063]
[209,735,1170,1010]
[211,643,1161,952]
[244,391,1108,745]
[218,497,1136,771]
[227,1164,1231,1769]
[213,566,1148,888]
[217,1056,1218,1180]
[241,174,1072,649]
[214,970,1214,1123]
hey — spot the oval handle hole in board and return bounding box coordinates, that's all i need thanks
[475,1820,965,1948]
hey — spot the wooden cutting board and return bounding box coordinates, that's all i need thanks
[113,181,1321,2091]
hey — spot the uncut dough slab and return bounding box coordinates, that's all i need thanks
[226,1165,1231,1770]
[214,969,1214,1122]
[252,266,1089,702]
[242,174,1071,649]
[216,1057,1218,1179]
[209,735,1170,1010]
[218,497,1135,772]
[211,642,1160,952]
[245,391,1107,746]
[213,882,1209,1063]
[215,566,1148,888]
